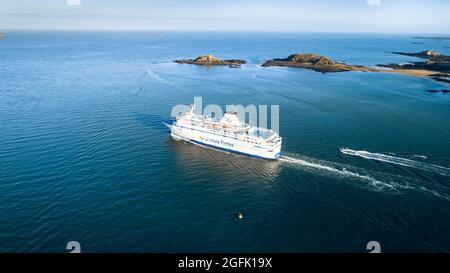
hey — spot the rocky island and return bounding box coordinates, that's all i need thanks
[175,51,449,84]
[391,50,443,59]
[378,50,450,83]
[175,54,246,67]
[261,53,377,73]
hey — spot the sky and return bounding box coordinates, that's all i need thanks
[0,0,449,33]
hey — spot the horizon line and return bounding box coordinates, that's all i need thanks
[2,28,450,35]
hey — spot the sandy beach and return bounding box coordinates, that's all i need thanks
[379,68,437,78]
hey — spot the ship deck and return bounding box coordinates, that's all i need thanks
[247,128,275,140]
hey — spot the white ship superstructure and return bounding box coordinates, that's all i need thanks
[166,105,282,159]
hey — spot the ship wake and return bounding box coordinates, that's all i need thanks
[280,154,397,191]
[340,148,450,177]
[280,153,450,201]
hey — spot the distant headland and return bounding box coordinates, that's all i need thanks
[261,53,377,73]
[175,54,245,67]
[412,36,450,41]
[259,51,449,83]
[378,50,450,83]
[391,50,443,58]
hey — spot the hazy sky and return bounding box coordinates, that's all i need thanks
[1,0,449,33]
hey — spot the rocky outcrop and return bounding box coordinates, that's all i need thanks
[261,53,377,73]
[379,50,450,82]
[427,89,450,94]
[390,50,450,66]
[379,62,450,73]
[392,50,442,59]
[429,73,450,83]
[175,54,246,66]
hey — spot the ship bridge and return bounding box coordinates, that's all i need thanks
[220,112,243,127]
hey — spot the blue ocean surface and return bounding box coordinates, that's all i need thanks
[0,31,449,252]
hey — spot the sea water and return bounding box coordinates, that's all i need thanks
[0,31,449,252]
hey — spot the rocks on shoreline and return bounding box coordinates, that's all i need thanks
[429,73,450,84]
[378,50,450,83]
[261,53,377,73]
[427,89,450,94]
[391,50,442,58]
[173,51,449,85]
[175,54,246,67]
[387,50,450,69]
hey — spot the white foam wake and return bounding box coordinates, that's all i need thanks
[280,154,450,201]
[146,69,170,84]
[279,155,395,190]
[340,148,450,177]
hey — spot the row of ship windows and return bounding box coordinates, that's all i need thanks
[206,129,262,145]
[188,123,263,145]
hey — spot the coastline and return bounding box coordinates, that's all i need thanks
[2,31,450,253]
[258,51,449,83]
[377,68,437,78]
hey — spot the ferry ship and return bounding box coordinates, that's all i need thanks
[165,105,282,159]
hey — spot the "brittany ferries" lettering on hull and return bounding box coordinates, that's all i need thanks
[165,105,282,159]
